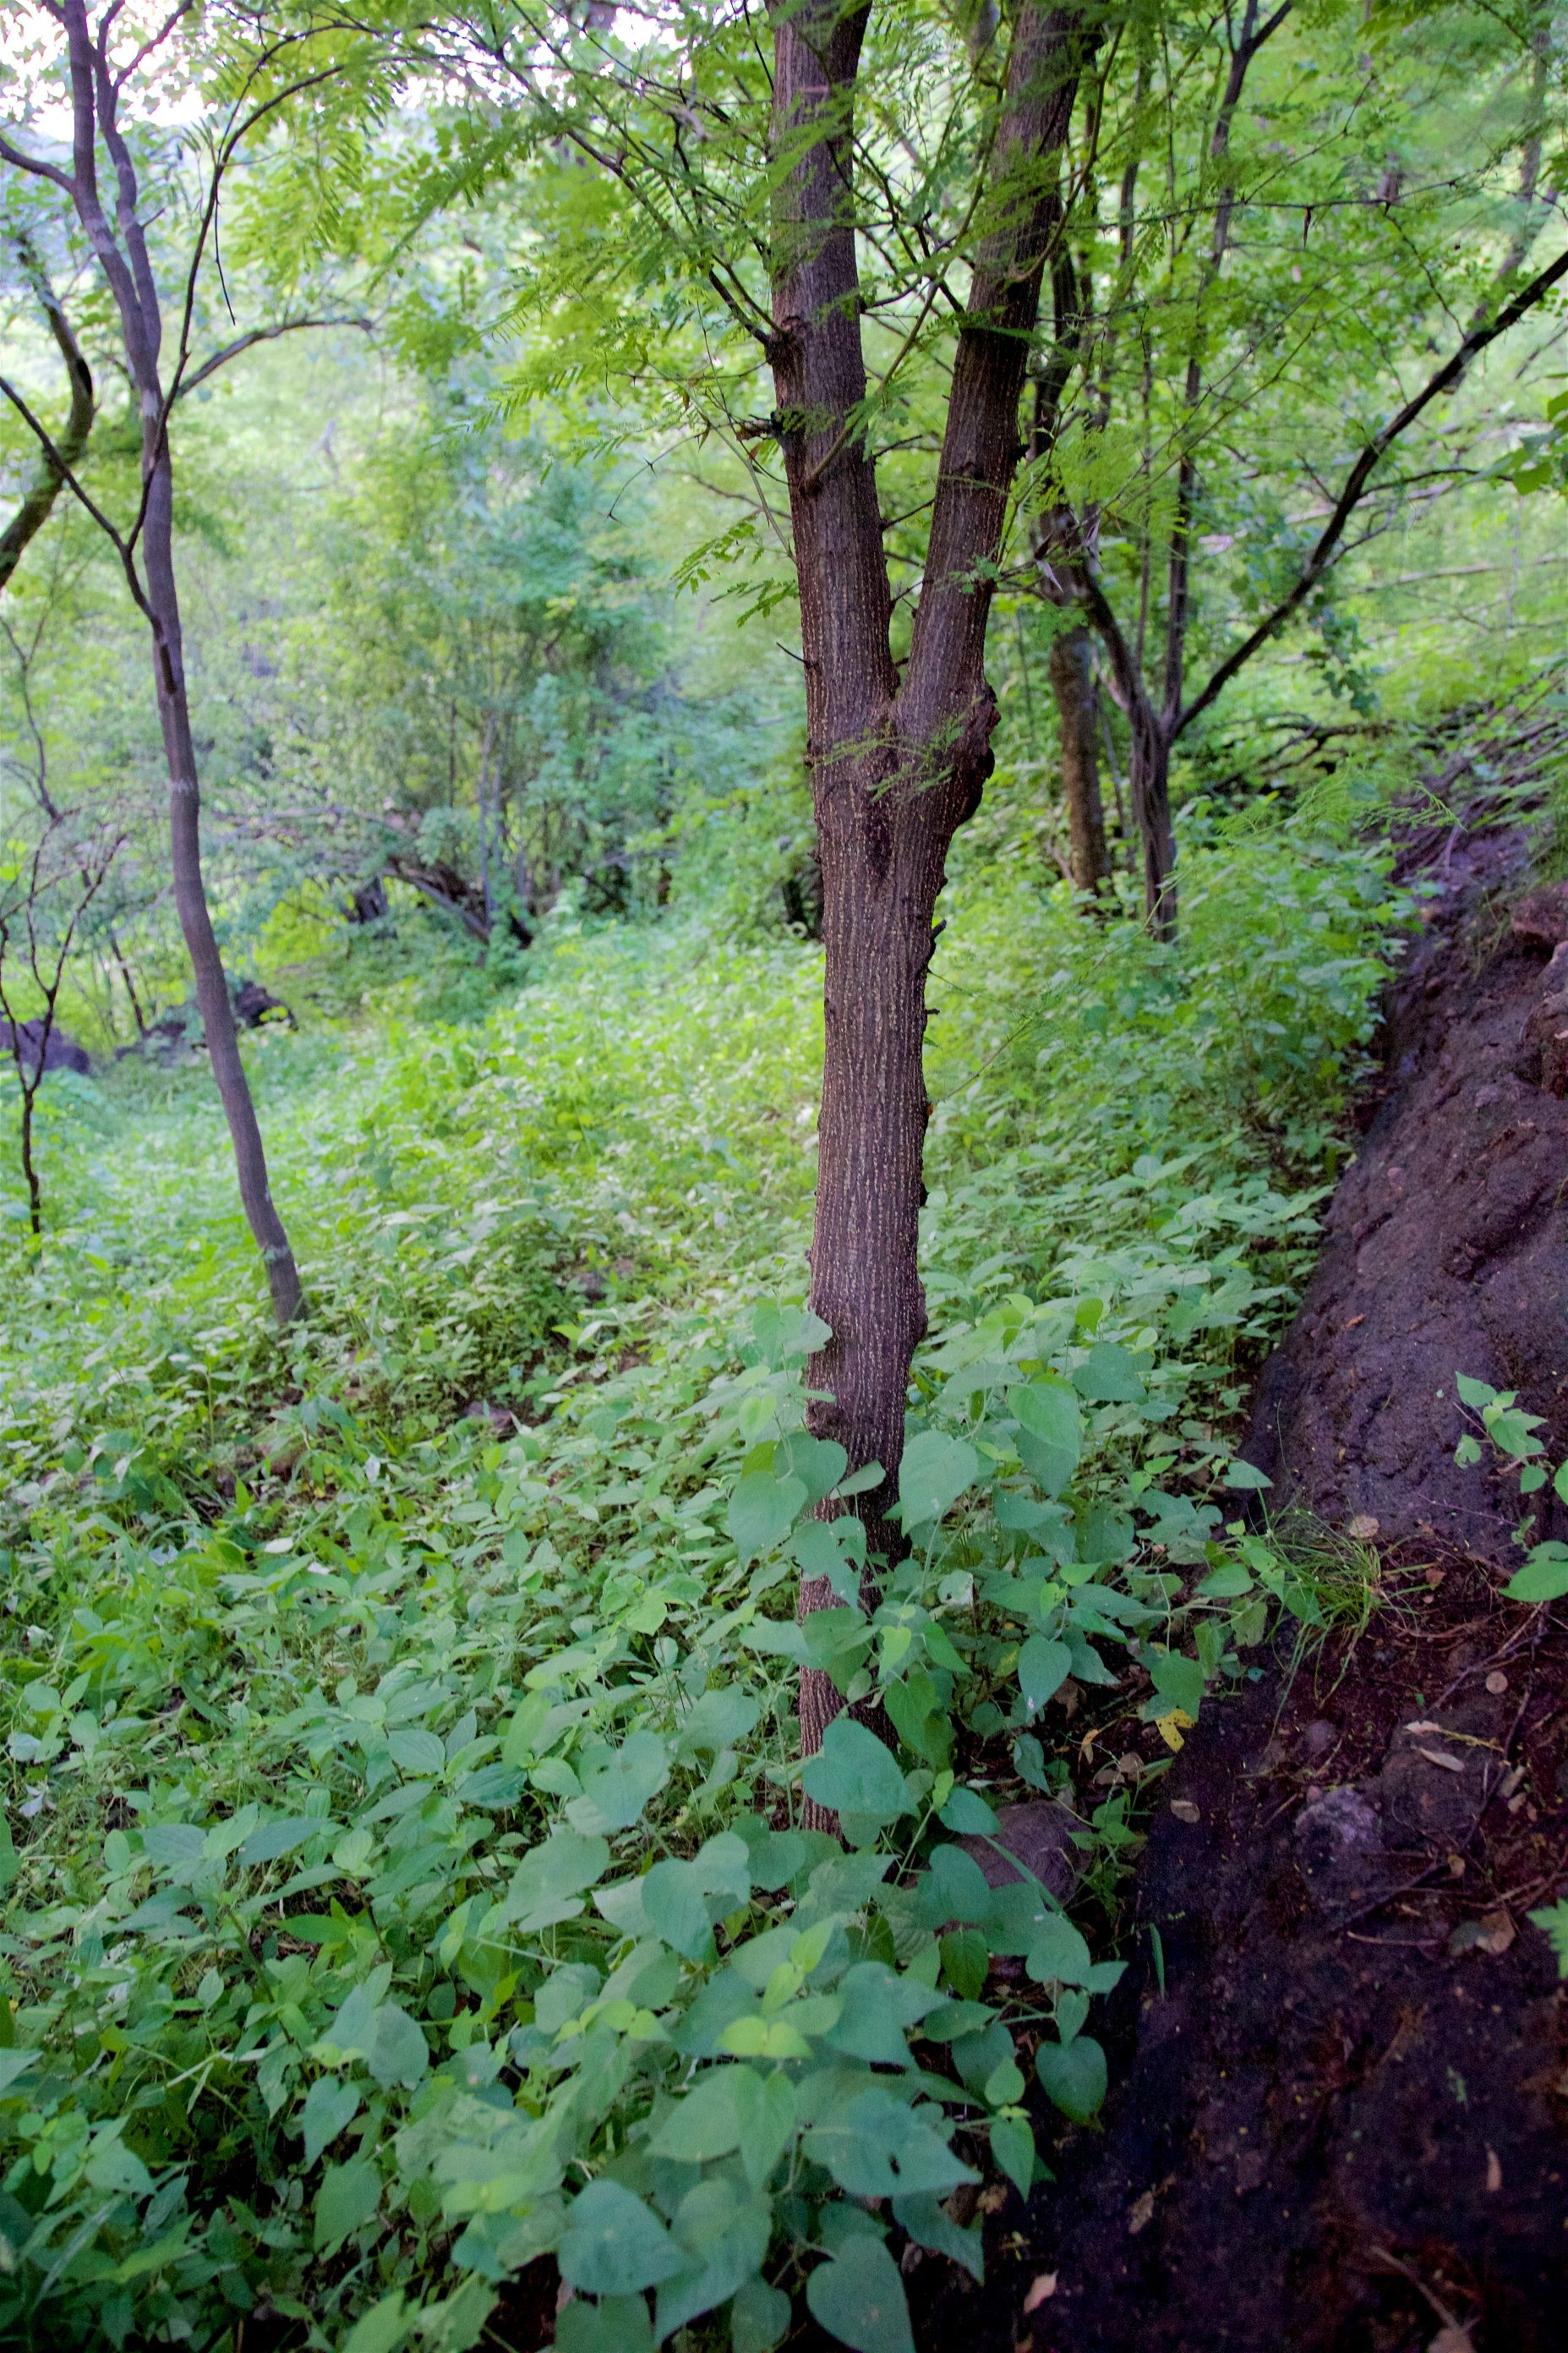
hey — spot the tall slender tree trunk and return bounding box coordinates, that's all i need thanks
[768,0,1084,1792]
[1049,623,1109,897]
[1128,710,1177,938]
[143,453,303,1323]
[49,0,302,1325]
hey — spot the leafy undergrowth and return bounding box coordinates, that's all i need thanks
[0,827,1412,2352]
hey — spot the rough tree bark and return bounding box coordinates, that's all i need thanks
[767,0,1084,1789]
[1,2,303,1322]
[1048,623,1109,896]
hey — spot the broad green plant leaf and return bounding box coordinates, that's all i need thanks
[315,2156,381,2252]
[805,2230,915,2353]
[800,1718,912,1833]
[897,1431,979,1528]
[557,2180,685,2296]
[1035,2032,1107,2121]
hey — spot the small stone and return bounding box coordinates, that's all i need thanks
[1485,1670,1508,1694]
[1170,1799,1201,1824]
[960,1799,1081,1902]
[1127,2192,1155,2236]
[1303,1719,1336,1759]
[1348,1513,1380,1542]
[1023,2273,1058,2312]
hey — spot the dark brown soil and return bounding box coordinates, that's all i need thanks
[1247,823,1568,1559]
[921,1579,1568,2353]
[920,818,1568,2352]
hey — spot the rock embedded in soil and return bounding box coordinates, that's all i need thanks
[960,1798,1081,1902]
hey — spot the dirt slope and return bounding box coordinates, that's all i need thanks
[1246,825,1568,1558]
[921,818,1568,2353]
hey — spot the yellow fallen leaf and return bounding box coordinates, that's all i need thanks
[1156,1708,1194,1753]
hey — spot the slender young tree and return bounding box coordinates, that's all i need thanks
[1029,0,1568,929]
[0,3,374,1322]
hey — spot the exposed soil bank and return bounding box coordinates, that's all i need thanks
[922,820,1568,2351]
[928,1583,1568,2352]
[1248,823,1568,1559]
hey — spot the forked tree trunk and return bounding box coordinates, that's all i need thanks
[768,0,1084,1791]
[1048,623,1109,897]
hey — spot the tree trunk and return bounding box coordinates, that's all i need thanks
[768,1,1084,1797]
[1049,623,1109,898]
[143,450,303,1325]
[34,0,303,1324]
[1128,707,1177,938]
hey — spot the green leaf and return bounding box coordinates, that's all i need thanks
[727,1471,808,1562]
[676,1687,762,1759]
[642,1834,751,1960]
[649,2070,747,2163]
[341,2291,412,2353]
[1147,1649,1205,1718]
[84,2134,154,2197]
[1222,1458,1270,1491]
[503,1829,610,1931]
[806,2231,915,2353]
[939,1929,990,2002]
[1072,1343,1145,1403]
[315,2156,381,2252]
[388,1727,445,1777]
[557,2296,653,2353]
[1454,1434,1483,1466]
[800,1718,912,1830]
[140,1823,206,1874]
[1527,1898,1568,1978]
[938,1787,998,1836]
[1008,1382,1080,1496]
[775,1431,850,1502]
[1035,2032,1107,2122]
[654,2179,773,2339]
[897,1431,979,1528]
[1017,1634,1072,1715]
[989,2114,1035,2200]
[731,2274,793,2353]
[238,1816,328,1868]
[891,2190,985,2280]
[735,2066,798,2190]
[1504,1543,1568,1603]
[1554,1460,1568,1505]
[565,1732,671,1834]
[300,2077,362,2166]
[557,2180,685,2297]
[793,1519,866,1606]
[1456,1371,1497,1409]
[1024,1912,1092,1987]
[369,2001,429,2090]
[1197,1559,1254,1597]
[805,2086,975,2199]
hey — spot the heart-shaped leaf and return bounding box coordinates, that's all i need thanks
[1035,2030,1106,2121]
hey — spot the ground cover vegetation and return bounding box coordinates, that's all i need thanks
[0,2,1565,2349]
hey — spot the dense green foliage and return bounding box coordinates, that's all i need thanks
[0,823,1413,2350]
[2,0,1565,2345]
